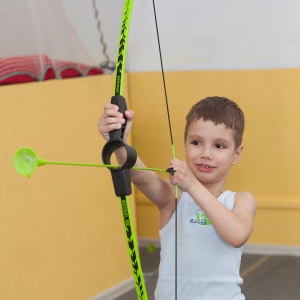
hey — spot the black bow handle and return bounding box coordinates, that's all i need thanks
[102,95,137,196]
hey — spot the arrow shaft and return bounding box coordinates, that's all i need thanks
[44,160,168,173]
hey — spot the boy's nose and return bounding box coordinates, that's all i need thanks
[200,146,213,159]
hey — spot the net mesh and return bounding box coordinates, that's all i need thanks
[0,0,103,85]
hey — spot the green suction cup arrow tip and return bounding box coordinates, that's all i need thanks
[13,147,39,177]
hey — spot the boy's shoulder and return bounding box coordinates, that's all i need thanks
[234,191,256,211]
[235,191,255,198]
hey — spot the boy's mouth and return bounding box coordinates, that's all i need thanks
[196,164,215,172]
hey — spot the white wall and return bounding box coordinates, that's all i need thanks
[14,0,300,72]
[127,0,300,71]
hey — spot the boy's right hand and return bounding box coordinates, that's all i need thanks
[98,103,134,142]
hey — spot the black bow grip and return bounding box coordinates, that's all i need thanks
[102,95,137,196]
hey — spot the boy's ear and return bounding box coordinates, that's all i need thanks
[232,145,243,165]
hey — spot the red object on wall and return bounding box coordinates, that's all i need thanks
[0,55,103,85]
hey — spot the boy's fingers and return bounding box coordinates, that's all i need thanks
[124,118,133,135]
[99,104,135,141]
[104,103,119,110]
[104,123,122,132]
[105,109,123,119]
[124,109,134,119]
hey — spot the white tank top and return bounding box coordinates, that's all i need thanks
[155,190,245,300]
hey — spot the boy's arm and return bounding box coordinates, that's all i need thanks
[191,187,256,248]
[170,159,256,248]
[130,156,176,226]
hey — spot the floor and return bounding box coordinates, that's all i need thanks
[115,246,300,300]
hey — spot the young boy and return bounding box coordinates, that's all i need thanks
[98,96,256,300]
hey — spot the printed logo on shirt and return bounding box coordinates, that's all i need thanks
[190,212,211,225]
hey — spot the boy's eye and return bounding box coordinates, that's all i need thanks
[192,140,201,146]
[216,143,225,149]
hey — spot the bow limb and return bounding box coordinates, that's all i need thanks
[101,1,148,299]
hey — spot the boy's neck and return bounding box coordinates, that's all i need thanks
[202,180,226,198]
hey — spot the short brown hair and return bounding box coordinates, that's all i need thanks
[184,96,245,148]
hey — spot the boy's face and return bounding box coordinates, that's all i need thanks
[184,119,242,186]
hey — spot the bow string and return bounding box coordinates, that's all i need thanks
[151,0,178,299]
